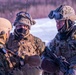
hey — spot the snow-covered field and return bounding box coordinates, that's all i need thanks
[11,18,58,45]
[30,18,58,45]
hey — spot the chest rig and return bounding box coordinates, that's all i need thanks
[54,28,76,60]
[7,34,40,58]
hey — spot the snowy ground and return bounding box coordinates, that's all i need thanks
[30,18,58,45]
[11,18,58,45]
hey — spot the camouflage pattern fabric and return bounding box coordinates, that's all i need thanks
[6,33,45,57]
[48,26,76,62]
[0,18,12,75]
[0,51,10,75]
[42,26,76,75]
[14,11,36,27]
[6,33,45,75]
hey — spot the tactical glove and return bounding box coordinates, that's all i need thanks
[13,69,23,75]
[21,64,42,75]
[25,55,41,67]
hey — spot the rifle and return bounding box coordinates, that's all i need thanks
[45,47,70,75]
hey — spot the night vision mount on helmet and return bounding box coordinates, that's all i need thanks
[48,5,76,21]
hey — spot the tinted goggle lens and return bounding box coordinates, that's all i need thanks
[48,11,63,20]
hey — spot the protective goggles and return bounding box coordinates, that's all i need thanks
[48,5,63,20]
[16,11,31,20]
[48,10,63,20]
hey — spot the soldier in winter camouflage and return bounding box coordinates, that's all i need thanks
[0,18,12,75]
[41,5,76,75]
[6,11,45,75]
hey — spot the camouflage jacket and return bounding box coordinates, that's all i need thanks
[43,26,76,66]
[6,33,45,57]
[0,48,10,75]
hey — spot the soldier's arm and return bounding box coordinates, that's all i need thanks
[0,53,10,75]
[34,37,45,56]
[41,38,59,73]
[24,36,45,67]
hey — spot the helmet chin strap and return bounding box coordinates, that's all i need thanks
[0,33,7,45]
[14,29,30,39]
[59,19,70,33]
[58,19,71,33]
[65,19,69,30]
[65,19,73,32]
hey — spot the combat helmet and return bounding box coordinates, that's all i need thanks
[14,11,36,29]
[48,5,76,33]
[0,18,12,44]
[48,5,76,21]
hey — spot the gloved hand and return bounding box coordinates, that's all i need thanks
[21,64,42,75]
[13,69,23,75]
[25,55,41,67]
[41,58,59,73]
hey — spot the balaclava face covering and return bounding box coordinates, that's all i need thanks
[17,28,26,35]
[58,19,73,40]
[58,19,73,33]
[14,27,29,40]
